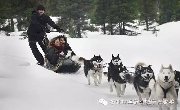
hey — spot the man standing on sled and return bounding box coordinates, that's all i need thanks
[27,5,64,66]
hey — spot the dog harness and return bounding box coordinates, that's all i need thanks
[160,85,172,98]
[158,81,174,98]
[92,66,102,73]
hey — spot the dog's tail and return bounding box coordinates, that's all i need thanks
[78,57,86,65]
[71,55,86,65]
[79,57,86,61]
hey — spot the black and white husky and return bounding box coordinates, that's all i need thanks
[174,70,180,97]
[108,54,129,97]
[83,55,103,86]
[133,62,155,103]
[154,65,177,110]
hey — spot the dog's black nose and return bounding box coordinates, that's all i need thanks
[164,76,169,81]
[147,74,149,76]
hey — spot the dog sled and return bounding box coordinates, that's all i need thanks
[45,56,81,73]
[43,31,81,73]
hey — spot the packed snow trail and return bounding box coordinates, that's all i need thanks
[1,21,180,110]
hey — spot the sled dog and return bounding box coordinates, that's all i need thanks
[155,65,177,110]
[83,55,103,86]
[133,62,155,103]
[174,70,180,97]
[108,54,130,97]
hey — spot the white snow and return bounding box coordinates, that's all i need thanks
[0,21,180,110]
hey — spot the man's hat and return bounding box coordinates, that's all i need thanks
[36,5,45,11]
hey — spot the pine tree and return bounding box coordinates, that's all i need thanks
[91,0,108,34]
[110,0,138,35]
[48,0,92,38]
[175,0,180,20]
[138,0,158,31]
[0,0,42,32]
[159,0,179,24]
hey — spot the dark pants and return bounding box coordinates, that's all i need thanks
[176,89,179,97]
[29,40,47,65]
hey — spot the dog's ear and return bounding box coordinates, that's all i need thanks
[117,54,119,57]
[112,54,114,58]
[99,54,101,57]
[160,64,164,72]
[161,64,164,69]
[94,55,96,57]
[139,65,143,70]
[148,65,152,68]
[168,64,173,72]
[174,70,177,75]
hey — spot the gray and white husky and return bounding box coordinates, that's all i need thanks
[154,65,177,110]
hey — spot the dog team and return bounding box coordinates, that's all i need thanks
[78,54,180,110]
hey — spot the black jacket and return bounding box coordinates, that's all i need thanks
[27,11,59,41]
[46,44,73,65]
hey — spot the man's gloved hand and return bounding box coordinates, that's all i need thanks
[44,26,50,33]
[45,29,50,33]
[56,27,65,33]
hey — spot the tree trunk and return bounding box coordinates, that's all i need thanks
[10,18,14,32]
[103,22,106,34]
[76,19,81,38]
[110,22,113,35]
[119,22,122,35]
[122,22,126,35]
[143,0,149,31]
[145,17,149,31]
[77,25,81,38]
[17,17,22,31]
[69,18,76,38]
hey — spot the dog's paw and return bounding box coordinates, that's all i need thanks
[117,93,121,97]
[95,84,98,86]
[175,81,180,89]
[149,79,156,90]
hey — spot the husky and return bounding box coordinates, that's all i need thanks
[108,54,130,97]
[174,70,180,97]
[155,65,177,110]
[83,55,103,86]
[133,62,155,103]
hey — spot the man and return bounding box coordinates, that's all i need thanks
[27,5,64,66]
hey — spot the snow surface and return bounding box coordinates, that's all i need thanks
[0,21,180,110]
